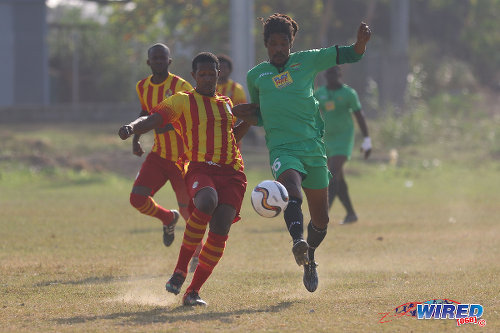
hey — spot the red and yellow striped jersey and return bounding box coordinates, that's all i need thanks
[152,89,244,171]
[136,74,193,161]
[216,79,247,106]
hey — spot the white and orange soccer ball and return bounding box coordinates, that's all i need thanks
[251,180,289,218]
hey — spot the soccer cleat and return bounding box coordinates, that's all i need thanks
[303,261,318,292]
[165,271,185,295]
[183,290,207,306]
[163,210,180,247]
[340,213,358,225]
[292,239,309,266]
[189,256,199,273]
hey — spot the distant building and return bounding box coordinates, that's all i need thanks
[0,0,48,106]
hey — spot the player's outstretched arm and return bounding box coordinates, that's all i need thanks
[335,23,371,65]
[354,22,371,55]
[118,113,163,140]
[232,103,260,125]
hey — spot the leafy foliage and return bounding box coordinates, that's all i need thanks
[47,0,500,104]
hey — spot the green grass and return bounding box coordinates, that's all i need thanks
[0,123,499,332]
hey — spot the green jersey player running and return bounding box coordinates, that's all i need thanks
[315,66,371,225]
[233,13,371,292]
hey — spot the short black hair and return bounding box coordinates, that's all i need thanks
[262,13,299,44]
[217,54,233,71]
[147,43,170,58]
[192,52,220,72]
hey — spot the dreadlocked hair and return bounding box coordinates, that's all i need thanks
[261,13,299,44]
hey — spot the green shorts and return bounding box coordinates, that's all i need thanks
[269,138,332,190]
[324,127,354,159]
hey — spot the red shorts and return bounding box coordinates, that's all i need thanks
[185,162,247,217]
[134,152,189,205]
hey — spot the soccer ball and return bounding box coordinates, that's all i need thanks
[251,180,289,218]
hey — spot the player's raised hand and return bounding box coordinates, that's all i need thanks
[354,22,371,54]
[357,22,371,44]
[118,125,133,140]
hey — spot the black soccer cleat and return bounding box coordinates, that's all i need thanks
[303,261,318,292]
[165,271,185,295]
[292,239,309,266]
[183,290,207,306]
[163,210,180,247]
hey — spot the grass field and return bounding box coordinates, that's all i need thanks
[0,123,499,332]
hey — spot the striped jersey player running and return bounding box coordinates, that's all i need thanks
[130,43,193,250]
[119,52,252,306]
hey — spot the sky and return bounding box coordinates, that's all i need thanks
[46,0,136,13]
[46,0,85,8]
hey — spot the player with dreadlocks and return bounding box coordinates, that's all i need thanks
[233,13,371,292]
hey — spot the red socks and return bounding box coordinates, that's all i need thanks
[173,208,211,274]
[130,193,174,226]
[186,231,228,293]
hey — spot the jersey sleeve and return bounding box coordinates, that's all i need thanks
[310,46,338,72]
[246,70,259,104]
[310,44,364,72]
[151,93,184,127]
[135,81,147,111]
[336,44,364,65]
[226,98,237,127]
[246,70,264,126]
[349,87,362,112]
[233,84,247,105]
[180,79,193,91]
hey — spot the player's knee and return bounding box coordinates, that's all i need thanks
[314,215,329,229]
[130,192,147,209]
[209,204,235,235]
[278,171,303,198]
[312,206,330,229]
[209,219,231,236]
[193,187,218,215]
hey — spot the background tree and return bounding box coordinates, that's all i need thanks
[47,0,500,106]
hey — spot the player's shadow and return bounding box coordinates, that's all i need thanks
[54,301,295,325]
[129,225,183,234]
[247,226,283,234]
[34,274,163,287]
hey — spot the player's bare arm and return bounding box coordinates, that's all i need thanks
[232,103,260,125]
[354,22,371,55]
[131,110,149,156]
[118,113,163,140]
[132,137,145,156]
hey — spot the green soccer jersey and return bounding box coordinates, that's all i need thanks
[247,44,363,152]
[314,84,361,157]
